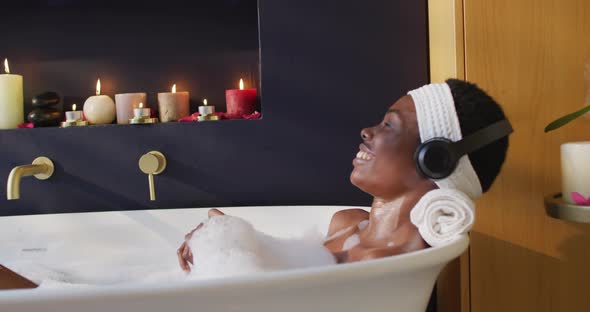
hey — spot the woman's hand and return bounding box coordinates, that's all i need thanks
[177,208,225,273]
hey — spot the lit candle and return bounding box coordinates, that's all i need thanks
[133,102,151,118]
[198,98,215,116]
[83,79,116,125]
[157,84,189,122]
[65,104,83,121]
[0,58,24,129]
[225,78,257,118]
[115,92,147,124]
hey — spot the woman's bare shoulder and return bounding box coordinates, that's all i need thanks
[327,209,369,236]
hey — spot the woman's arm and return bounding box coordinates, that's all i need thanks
[326,209,369,237]
[323,209,369,263]
[177,208,225,272]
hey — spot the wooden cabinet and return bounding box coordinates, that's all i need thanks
[433,0,590,311]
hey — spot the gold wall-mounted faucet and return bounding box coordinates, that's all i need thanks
[138,151,166,201]
[7,157,55,200]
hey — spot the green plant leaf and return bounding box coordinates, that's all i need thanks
[544,104,590,133]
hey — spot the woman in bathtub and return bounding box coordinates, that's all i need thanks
[178,79,511,271]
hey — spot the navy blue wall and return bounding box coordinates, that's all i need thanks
[0,0,428,216]
[2,0,260,116]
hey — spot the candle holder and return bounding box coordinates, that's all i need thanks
[60,120,89,128]
[129,103,158,124]
[544,193,590,224]
[61,104,88,128]
[197,114,220,122]
[197,99,219,121]
[129,116,159,124]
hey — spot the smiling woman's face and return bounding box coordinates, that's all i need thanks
[350,95,425,201]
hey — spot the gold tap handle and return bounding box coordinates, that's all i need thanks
[148,174,156,201]
[138,151,166,201]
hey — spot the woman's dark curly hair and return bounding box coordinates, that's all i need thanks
[446,79,510,193]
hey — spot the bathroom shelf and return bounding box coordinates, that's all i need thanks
[544,193,590,224]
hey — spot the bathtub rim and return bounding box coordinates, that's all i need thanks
[0,233,468,303]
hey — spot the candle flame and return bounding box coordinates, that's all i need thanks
[203,99,208,105]
[4,58,9,74]
[239,78,244,90]
[96,79,101,95]
[172,84,176,93]
[139,102,144,108]
[72,104,77,111]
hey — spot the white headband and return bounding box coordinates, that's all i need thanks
[408,83,483,199]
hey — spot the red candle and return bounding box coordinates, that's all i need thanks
[225,78,257,118]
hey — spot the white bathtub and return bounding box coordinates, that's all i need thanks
[0,205,468,312]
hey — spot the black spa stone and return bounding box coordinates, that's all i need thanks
[27,108,62,127]
[32,92,60,108]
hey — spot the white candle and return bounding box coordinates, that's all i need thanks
[561,142,590,204]
[115,92,147,124]
[133,102,151,118]
[198,98,215,115]
[157,84,189,122]
[65,104,83,121]
[83,79,115,125]
[0,59,24,129]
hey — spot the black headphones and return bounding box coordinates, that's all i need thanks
[414,119,513,180]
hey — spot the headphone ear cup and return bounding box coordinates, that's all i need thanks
[415,139,458,180]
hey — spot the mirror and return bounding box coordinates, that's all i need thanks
[0,0,260,129]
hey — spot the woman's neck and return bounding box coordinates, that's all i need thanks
[366,182,436,241]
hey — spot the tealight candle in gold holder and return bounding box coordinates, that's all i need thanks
[61,104,89,127]
[130,102,158,124]
[197,99,219,121]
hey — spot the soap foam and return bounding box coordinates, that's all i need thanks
[342,234,360,251]
[6,247,185,289]
[357,220,369,230]
[188,215,336,279]
[6,215,336,288]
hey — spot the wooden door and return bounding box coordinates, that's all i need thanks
[463,0,590,311]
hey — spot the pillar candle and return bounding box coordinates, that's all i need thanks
[225,78,257,118]
[561,142,590,204]
[0,59,23,129]
[83,79,116,125]
[157,84,189,122]
[115,92,146,124]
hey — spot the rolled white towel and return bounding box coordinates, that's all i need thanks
[410,188,475,247]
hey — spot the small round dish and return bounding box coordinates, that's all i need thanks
[544,193,590,223]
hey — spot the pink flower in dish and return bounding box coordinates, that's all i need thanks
[571,192,590,205]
